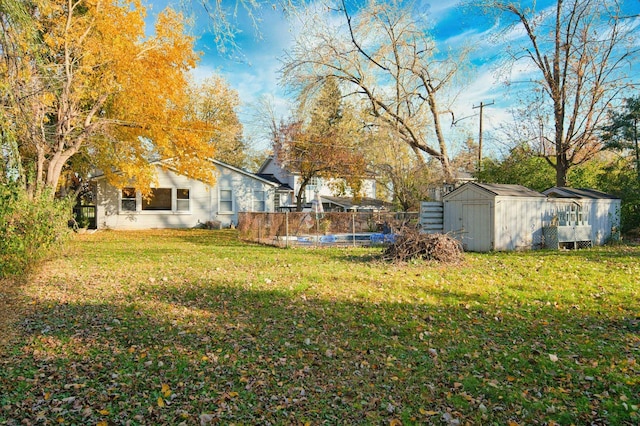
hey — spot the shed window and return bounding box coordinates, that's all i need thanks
[557,204,587,226]
[142,188,172,211]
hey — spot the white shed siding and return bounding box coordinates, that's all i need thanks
[441,183,619,252]
[443,185,494,252]
[542,186,622,246]
[587,199,620,244]
[493,197,546,251]
[461,202,492,252]
[443,183,548,252]
[544,198,621,245]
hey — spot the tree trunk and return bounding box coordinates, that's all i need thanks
[296,176,311,212]
[35,145,46,198]
[428,92,453,182]
[45,147,78,199]
[555,153,568,187]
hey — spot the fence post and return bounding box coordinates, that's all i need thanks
[285,212,289,248]
[316,213,319,247]
[352,212,356,247]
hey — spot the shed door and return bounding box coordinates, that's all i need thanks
[462,203,492,252]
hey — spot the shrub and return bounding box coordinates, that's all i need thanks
[0,184,72,277]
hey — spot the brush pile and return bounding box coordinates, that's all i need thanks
[383,228,464,263]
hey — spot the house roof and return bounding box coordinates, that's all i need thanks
[203,159,279,187]
[256,173,294,191]
[446,182,546,198]
[257,155,378,179]
[455,171,476,182]
[321,195,392,210]
[91,158,279,187]
[543,187,620,200]
[256,156,276,174]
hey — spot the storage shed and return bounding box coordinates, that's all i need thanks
[542,187,621,246]
[443,182,547,252]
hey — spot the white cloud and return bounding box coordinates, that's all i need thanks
[178,0,639,156]
[417,0,463,21]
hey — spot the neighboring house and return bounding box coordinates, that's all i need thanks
[427,170,477,201]
[256,156,380,211]
[94,159,279,230]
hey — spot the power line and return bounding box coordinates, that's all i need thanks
[472,100,494,173]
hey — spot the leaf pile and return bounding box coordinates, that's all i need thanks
[383,229,463,263]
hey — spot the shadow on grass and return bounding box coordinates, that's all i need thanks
[175,229,251,247]
[1,279,638,425]
[0,276,31,354]
[485,244,640,261]
[286,241,640,266]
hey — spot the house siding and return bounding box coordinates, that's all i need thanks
[96,163,276,230]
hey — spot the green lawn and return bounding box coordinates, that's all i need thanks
[1,229,638,425]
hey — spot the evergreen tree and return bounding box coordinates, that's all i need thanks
[602,96,640,180]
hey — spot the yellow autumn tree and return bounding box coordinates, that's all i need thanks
[186,76,246,168]
[0,0,218,198]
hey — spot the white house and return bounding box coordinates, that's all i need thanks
[256,156,380,211]
[94,159,279,230]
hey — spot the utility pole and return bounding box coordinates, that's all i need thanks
[472,100,494,172]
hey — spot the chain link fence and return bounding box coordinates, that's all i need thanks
[238,211,419,247]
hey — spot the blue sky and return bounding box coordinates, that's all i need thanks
[145,0,640,156]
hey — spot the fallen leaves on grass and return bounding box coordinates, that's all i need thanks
[0,230,638,425]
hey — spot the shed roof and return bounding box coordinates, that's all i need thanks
[445,182,546,199]
[543,187,620,200]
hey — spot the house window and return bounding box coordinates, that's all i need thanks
[176,188,190,211]
[308,177,320,191]
[142,188,172,211]
[121,187,136,211]
[219,189,233,213]
[253,190,266,212]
